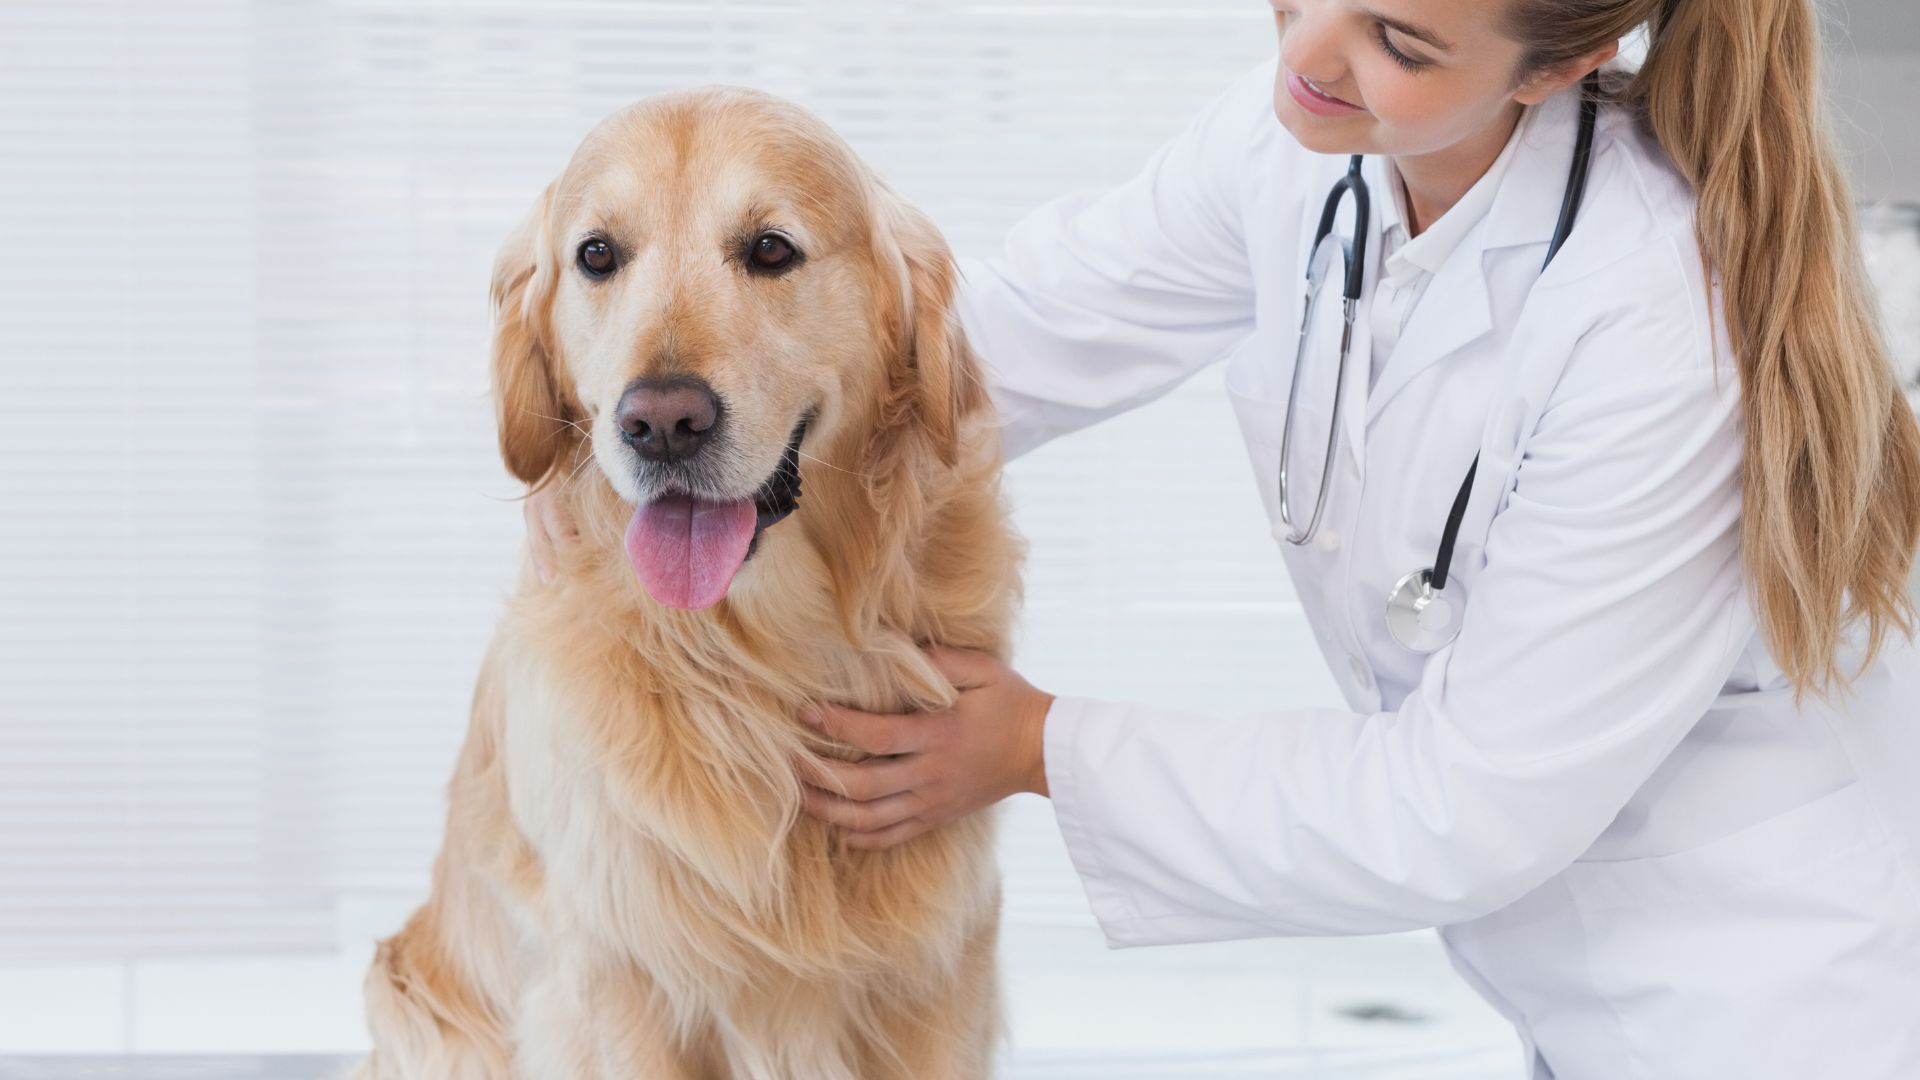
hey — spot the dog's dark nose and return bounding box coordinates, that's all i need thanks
[617,377,721,463]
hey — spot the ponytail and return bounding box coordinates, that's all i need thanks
[1508,0,1920,696]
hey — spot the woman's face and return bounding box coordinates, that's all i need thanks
[1266,0,1551,159]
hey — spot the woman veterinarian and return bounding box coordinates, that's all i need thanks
[533,1,1920,1076]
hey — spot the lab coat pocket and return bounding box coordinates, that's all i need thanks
[1561,781,1905,908]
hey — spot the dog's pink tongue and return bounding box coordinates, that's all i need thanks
[624,494,758,610]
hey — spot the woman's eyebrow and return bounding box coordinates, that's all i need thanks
[1357,7,1454,52]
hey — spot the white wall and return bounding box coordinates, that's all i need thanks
[1831,0,1920,203]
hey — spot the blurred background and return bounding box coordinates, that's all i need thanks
[1,1,1915,1077]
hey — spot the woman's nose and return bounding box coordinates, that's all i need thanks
[1277,5,1347,86]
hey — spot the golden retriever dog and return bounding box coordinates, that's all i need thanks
[354,86,1022,1079]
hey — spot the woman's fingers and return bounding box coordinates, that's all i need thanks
[800,784,922,834]
[840,816,935,851]
[801,702,930,756]
[797,752,923,803]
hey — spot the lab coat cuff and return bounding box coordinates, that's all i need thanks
[1041,693,1161,947]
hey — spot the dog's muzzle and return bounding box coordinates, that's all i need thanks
[621,410,812,611]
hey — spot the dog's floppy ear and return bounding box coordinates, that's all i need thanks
[490,179,570,487]
[879,192,989,469]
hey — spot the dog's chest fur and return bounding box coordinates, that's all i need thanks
[481,456,1019,1056]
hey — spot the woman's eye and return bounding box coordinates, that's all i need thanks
[577,238,617,278]
[1375,25,1430,72]
[748,233,799,273]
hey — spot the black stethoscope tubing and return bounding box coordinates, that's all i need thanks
[1297,77,1600,634]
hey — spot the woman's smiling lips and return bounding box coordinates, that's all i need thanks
[1286,71,1365,117]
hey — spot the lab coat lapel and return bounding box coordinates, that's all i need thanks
[1362,87,1584,425]
[1362,239,1494,424]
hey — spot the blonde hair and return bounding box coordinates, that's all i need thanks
[1506,0,1920,695]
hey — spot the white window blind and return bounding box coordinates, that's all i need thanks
[0,0,338,961]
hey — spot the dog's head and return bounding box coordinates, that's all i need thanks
[491,88,984,611]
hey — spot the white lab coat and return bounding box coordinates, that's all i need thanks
[955,57,1920,1080]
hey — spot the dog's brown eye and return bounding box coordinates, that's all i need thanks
[578,239,616,278]
[748,233,798,273]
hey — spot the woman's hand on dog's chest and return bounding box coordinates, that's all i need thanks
[518,470,1051,850]
[797,646,1054,850]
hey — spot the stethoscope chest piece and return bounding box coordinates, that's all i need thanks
[1386,567,1463,653]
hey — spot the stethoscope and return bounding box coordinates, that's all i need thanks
[1277,77,1600,654]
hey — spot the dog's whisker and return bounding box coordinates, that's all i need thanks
[795,449,871,480]
[562,444,600,487]
[526,409,593,439]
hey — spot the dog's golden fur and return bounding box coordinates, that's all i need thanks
[355,87,1022,1079]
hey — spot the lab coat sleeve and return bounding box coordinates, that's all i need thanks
[1041,271,1754,943]
[953,60,1275,462]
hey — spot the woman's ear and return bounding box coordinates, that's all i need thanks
[877,192,988,469]
[490,179,571,487]
[1515,41,1619,105]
